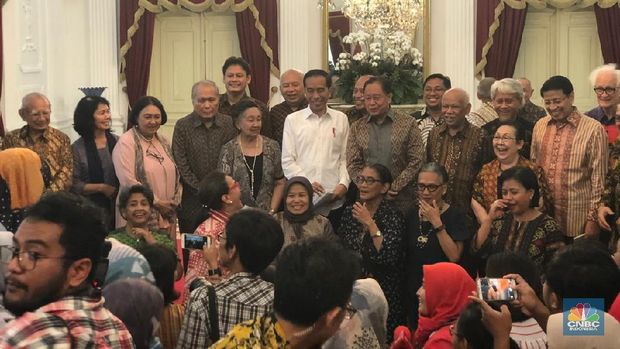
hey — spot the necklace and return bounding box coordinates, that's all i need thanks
[416,203,445,249]
[238,135,260,198]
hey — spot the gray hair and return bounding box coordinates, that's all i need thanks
[589,64,620,86]
[191,80,219,103]
[477,77,496,100]
[490,78,525,104]
[418,162,449,184]
[20,92,50,111]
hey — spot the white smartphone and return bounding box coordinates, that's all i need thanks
[181,234,211,250]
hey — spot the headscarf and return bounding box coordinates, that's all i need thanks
[103,278,164,349]
[282,177,315,238]
[414,262,476,346]
[0,148,44,209]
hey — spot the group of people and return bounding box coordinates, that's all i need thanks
[0,55,619,348]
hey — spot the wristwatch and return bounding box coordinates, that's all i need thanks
[371,230,382,238]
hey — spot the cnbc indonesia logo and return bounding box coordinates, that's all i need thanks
[563,298,604,336]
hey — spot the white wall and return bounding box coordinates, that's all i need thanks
[1,0,124,141]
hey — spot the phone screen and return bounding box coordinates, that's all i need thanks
[477,277,517,302]
[182,234,209,250]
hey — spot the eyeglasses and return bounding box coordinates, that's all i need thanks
[356,176,381,185]
[1,246,71,271]
[417,183,441,193]
[343,302,357,320]
[593,87,617,96]
[492,135,516,142]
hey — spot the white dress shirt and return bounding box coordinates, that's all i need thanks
[282,106,350,211]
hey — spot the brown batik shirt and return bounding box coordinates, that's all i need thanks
[2,125,72,192]
[426,121,486,211]
[269,99,307,145]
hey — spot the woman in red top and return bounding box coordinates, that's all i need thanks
[415,262,476,348]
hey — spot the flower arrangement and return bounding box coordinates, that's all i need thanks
[334,27,423,105]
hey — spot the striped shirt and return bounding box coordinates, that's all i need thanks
[415,108,444,148]
[531,109,608,237]
[510,318,547,349]
[466,101,498,128]
[176,272,274,348]
[0,296,134,348]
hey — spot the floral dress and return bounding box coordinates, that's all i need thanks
[338,199,406,342]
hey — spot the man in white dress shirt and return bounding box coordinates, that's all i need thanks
[281,69,350,230]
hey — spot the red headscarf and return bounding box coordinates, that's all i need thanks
[414,262,476,346]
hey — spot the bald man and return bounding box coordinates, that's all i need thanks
[513,77,545,125]
[427,88,486,212]
[2,93,72,192]
[269,69,308,144]
[345,75,373,125]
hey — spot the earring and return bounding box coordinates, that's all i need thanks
[227,200,233,204]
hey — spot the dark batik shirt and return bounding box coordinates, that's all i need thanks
[2,126,73,192]
[427,121,486,211]
[219,93,272,138]
[518,100,547,124]
[269,100,307,145]
[345,107,368,125]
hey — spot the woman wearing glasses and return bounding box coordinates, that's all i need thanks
[71,95,118,229]
[112,96,180,237]
[404,162,471,330]
[338,163,405,342]
[471,122,552,224]
[185,171,243,289]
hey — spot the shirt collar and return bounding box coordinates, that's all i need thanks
[438,119,471,137]
[191,112,224,129]
[220,92,249,106]
[209,209,230,224]
[37,295,103,314]
[19,125,51,142]
[547,107,580,127]
[365,108,395,124]
[303,105,334,120]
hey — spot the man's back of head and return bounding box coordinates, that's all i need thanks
[477,77,496,102]
[545,240,620,312]
[274,238,361,345]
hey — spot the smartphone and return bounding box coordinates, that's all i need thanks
[181,234,211,250]
[605,213,617,231]
[477,277,517,302]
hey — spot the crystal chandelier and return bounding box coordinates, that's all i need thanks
[342,0,424,35]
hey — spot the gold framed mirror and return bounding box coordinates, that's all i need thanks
[322,0,430,77]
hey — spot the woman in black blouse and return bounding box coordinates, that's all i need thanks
[338,163,405,342]
[405,162,471,329]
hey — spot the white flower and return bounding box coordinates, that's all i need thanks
[371,62,378,67]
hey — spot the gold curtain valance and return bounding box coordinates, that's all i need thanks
[503,0,619,10]
[138,0,253,14]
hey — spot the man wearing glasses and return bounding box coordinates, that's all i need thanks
[586,64,620,144]
[1,93,72,192]
[0,192,133,347]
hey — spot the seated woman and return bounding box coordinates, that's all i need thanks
[472,167,565,272]
[405,162,471,329]
[185,171,243,288]
[415,262,476,349]
[140,244,184,349]
[275,176,335,249]
[220,99,285,213]
[108,184,175,251]
[339,163,405,342]
[472,122,552,223]
[0,148,45,232]
[71,95,119,229]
